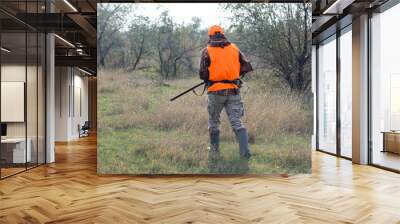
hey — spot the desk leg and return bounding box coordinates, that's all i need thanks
[382,133,386,153]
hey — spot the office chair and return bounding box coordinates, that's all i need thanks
[79,121,90,138]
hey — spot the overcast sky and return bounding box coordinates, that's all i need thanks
[133,3,232,29]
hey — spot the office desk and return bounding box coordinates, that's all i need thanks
[1,138,31,163]
[382,131,400,154]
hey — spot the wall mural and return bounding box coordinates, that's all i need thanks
[97,3,312,175]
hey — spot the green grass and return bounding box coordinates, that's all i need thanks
[98,127,310,174]
[97,70,312,175]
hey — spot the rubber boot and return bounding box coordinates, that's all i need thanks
[209,130,220,152]
[208,130,221,173]
[234,128,251,159]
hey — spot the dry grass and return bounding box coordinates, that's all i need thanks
[98,69,312,174]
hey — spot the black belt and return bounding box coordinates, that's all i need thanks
[209,88,239,95]
[207,79,242,88]
[193,79,242,97]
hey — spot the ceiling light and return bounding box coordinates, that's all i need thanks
[78,67,93,76]
[76,48,85,55]
[54,34,75,48]
[1,47,11,53]
[63,0,78,12]
[322,0,355,15]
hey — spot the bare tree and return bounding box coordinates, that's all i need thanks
[97,4,130,67]
[225,3,312,93]
[123,16,153,71]
[98,8,206,79]
[154,11,204,81]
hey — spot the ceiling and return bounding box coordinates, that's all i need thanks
[312,0,390,43]
[0,0,98,74]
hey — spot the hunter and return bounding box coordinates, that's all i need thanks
[199,25,253,159]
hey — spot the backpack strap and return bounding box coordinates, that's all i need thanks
[192,83,208,96]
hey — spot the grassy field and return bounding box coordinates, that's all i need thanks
[97,70,312,174]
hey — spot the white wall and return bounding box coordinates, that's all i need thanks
[55,66,70,141]
[72,73,89,138]
[1,64,25,81]
[55,67,89,141]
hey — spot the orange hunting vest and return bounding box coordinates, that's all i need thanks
[207,43,241,92]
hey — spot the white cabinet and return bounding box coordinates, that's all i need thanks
[1,138,32,163]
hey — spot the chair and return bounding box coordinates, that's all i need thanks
[79,121,90,138]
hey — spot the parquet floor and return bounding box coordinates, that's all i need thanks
[0,167,26,178]
[1,135,400,223]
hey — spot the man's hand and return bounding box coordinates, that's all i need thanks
[239,52,253,77]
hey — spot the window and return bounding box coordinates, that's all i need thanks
[339,27,352,158]
[0,2,46,179]
[370,3,400,171]
[317,35,337,154]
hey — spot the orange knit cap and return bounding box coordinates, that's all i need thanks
[208,25,224,36]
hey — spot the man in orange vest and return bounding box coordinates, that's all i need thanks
[199,25,253,159]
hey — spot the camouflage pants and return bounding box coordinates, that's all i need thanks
[207,92,245,132]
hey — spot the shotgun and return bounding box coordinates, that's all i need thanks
[170,81,206,102]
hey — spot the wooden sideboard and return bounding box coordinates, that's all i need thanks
[382,131,400,154]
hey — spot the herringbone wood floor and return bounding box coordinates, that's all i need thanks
[1,135,400,224]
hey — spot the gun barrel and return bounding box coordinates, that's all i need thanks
[170,81,205,102]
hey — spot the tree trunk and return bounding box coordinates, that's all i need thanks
[130,37,145,72]
[296,63,305,92]
[172,58,180,78]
